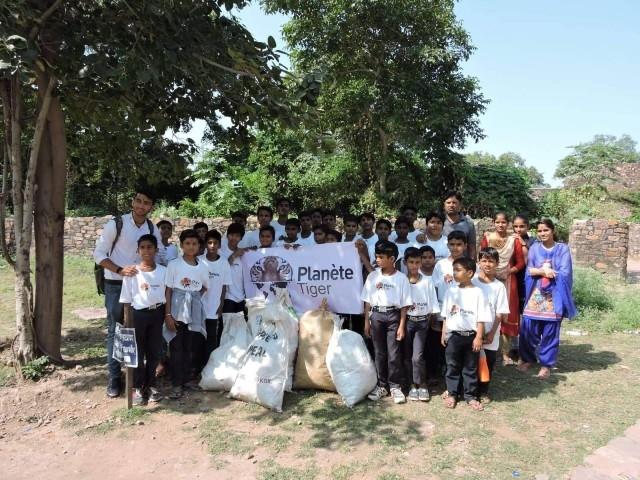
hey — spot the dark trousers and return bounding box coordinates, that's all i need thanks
[169,322,193,387]
[104,281,124,382]
[205,318,224,360]
[370,311,403,390]
[478,349,497,395]
[402,319,428,386]
[132,308,163,389]
[445,332,479,401]
[343,314,364,335]
[222,299,245,314]
[426,325,446,380]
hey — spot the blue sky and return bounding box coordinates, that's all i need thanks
[186,1,640,186]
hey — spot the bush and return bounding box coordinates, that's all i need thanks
[572,268,613,311]
[21,356,51,381]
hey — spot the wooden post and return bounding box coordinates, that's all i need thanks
[123,305,133,409]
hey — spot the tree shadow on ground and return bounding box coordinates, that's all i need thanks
[242,390,425,450]
[492,341,621,403]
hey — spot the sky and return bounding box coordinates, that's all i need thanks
[184,1,640,186]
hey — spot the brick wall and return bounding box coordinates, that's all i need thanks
[569,220,629,278]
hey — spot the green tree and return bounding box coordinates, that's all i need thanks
[465,151,548,187]
[0,0,309,364]
[265,0,487,199]
[555,134,639,187]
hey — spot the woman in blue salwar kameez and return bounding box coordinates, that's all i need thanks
[517,218,577,379]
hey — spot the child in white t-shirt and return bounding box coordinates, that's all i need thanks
[119,234,167,405]
[240,206,273,248]
[390,206,421,243]
[418,211,449,261]
[199,229,232,368]
[357,212,379,248]
[441,257,491,411]
[296,211,316,246]
[342,214,359,242]
[157,220,178,265]
[419,245,445,382]
[393,216,418,270]
[270,197,291,241]
[402,247,440,402]
[275,218,301,247]
[164,229,210,399]
[362,241,412,405]
[473,247,509,403]
[224,223,247,314]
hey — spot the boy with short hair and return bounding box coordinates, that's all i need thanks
[310,208,324,228]
[164,229,209,399]
[362,241,412,404]
[322,210,337,230]
[297,210,316,246]
[199,230,232,367]
[419,245,437,276]
[271,197,291,241]
[430,231,468,381]
[364,219,392,270]
[326,229,342,243]
[440,257,491,411]
[313,224,328,244]
[157,220,178,264]
[275,218,301,247]
[342,214,359,242]
[390,206,421,243]
[473,247,509,403]
[119,234,167,405]
[240,206,274,248]
[358,213,378,248]
[403,247,440,402]
[393,216,418,272]
[258,225,276,248]
[224,223,247,314]
[193,221,208,256]
[419,211,449,261]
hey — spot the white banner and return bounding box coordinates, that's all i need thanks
[242,243,364,315]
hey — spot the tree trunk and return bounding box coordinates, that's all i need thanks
[34,90,66,362]
[377,127,388,195]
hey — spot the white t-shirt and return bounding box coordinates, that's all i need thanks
[119,265,167,310]
[356,233,379,249]
[442,285,492,332]
[361,269,412,308]
[390,229,422,243]
[275,237,299,247]
[225,249,245,303]
[296,233,316,246]
[270,219,287,242]
[199,254,232,319]
[432,257,454,309]
[394,241,419,262]
[471,277,509,351]
[425,236,450,261]
[163,244,179,264]
[407,274,440,318]
[165,257,209,292]
[239,230,260,249]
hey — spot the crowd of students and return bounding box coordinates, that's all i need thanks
[94,190,577,410]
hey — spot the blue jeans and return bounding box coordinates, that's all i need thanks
[104,281,124,382]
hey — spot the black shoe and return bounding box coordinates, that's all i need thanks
[106,379,121,398]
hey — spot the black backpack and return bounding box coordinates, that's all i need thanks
[94,215,154,295]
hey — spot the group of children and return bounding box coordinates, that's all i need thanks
[118,195,576,410]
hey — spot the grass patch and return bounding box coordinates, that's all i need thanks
[258,460,317,480]
[0,364,15,386]
[199,416,252,456]
[572,268,640,332]
[258,433,292,453]
[78,406,149,436]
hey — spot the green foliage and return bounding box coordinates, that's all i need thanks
[573,268,613,311]
[21,356,50,381]
[265,0,487,196]
[555,134,639,187]
[465,151,548,187]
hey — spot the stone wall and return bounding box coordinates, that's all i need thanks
[629,223,640,259]
[569,220,629,278]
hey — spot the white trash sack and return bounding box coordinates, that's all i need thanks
[326,316,378,407]
[229,314,290,412]
[199,312,250,391]
[246,289,299,392]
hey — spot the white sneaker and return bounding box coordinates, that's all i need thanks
[367,386,389,401]
[418,387,431,402]
[408,387,420,401]
[390,388,406,404]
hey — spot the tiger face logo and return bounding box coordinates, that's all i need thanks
[250,256,293,285]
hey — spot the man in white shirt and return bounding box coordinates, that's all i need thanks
[93,190,163,398]
[240,206,274,248]
[270,198,291,241]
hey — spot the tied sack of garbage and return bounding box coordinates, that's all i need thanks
[246,296,266,339]
[294,303,336,391]
[229,314,289,412]
[326,316,377,407]
[199,312,249,391]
